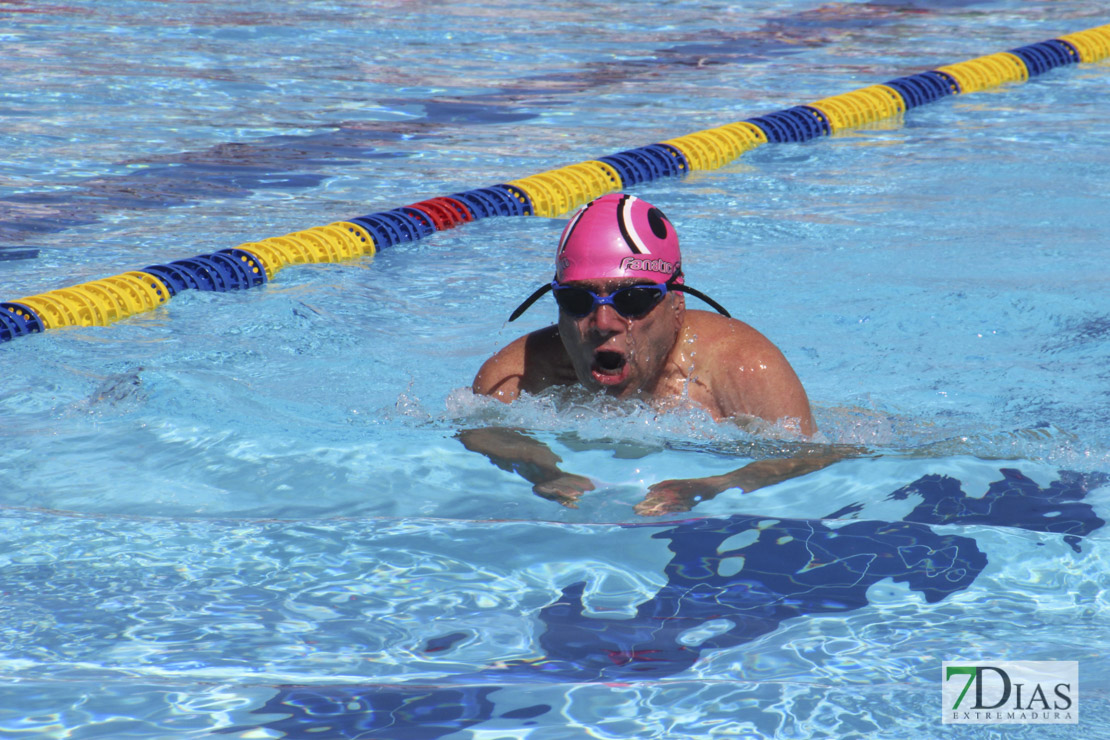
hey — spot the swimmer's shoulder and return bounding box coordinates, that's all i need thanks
[682,310,790,387]
[682,310,816,434]
[684,309,770,350]
[472,326,575,402]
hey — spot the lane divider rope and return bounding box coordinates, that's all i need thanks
[2,24,1107,343]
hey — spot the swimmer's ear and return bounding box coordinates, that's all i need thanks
[663,290,685,329]
[671,289,686,316]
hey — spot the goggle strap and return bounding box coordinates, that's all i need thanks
[508,277,733,321]
[671,285,732,318]
[508,281,553,322]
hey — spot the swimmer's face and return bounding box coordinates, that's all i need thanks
[556,278,685,398]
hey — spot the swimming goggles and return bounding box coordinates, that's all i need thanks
[508,273,731,322]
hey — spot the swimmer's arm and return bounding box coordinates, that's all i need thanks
[455,427,594,508]
[635,448,851,516]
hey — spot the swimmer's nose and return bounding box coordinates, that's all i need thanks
[589,303,626,333]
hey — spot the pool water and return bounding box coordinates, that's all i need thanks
[1,1,1108,738]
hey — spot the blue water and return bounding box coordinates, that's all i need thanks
[1,1,1109,738]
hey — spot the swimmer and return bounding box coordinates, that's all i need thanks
[460,193,836,515]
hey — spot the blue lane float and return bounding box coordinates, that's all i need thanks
[747,105,831,143]
[882,70,958,108]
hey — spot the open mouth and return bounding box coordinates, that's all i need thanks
[591,350,629,386]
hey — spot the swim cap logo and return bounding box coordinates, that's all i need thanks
[554,193,682,283]
[619,256,677,275]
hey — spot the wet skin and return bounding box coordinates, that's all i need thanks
[554,278,687,399]
[474,278,815,433]
[467,277,824,512]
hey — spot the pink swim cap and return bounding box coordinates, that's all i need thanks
[555,193,682,283]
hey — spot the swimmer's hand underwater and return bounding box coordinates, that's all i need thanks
[634,450,853,516]
[455,427,594,508]
[532,471,595,509]
[634,474,732,516]
[457,426,855,515]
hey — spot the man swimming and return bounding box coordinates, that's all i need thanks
[461,193,830,514]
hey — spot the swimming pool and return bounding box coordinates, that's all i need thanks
[2,0,1108,737]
